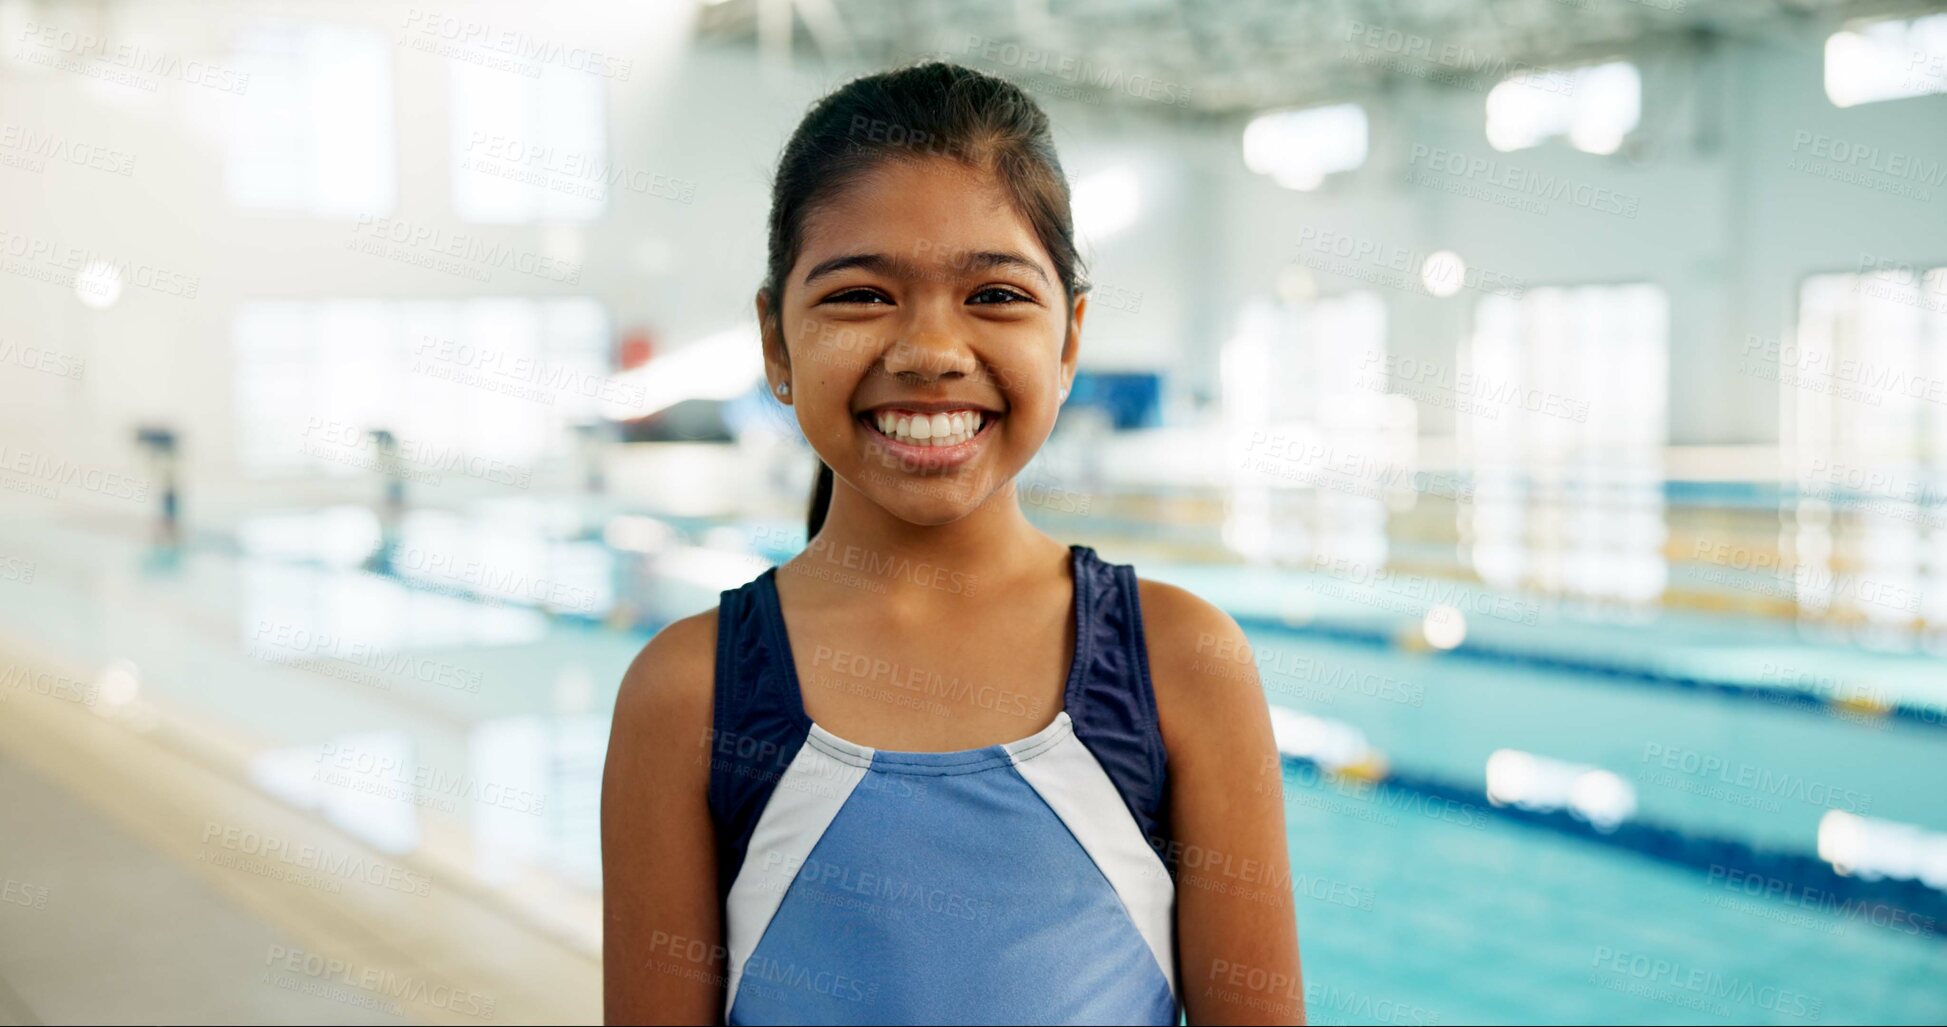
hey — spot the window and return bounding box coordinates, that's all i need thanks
[1241,104,1368,190]
[1461,284,1669,601]
[1787,268,1947,634]
[1071,166,1142,243]
[1825,13,1947,107]
[450,61,607,222]
[227,24,394,216]
[1485,61,1639,155]
[1223,291,1405,567]
[233,298,613,477]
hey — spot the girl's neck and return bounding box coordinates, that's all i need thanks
[800,476,1063,593]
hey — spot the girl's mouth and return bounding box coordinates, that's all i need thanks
[856,407,1000,472]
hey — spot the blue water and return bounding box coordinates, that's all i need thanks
[1283,766,1946,1024]
[3,510,1944,1023]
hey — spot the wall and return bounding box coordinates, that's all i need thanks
[2,0,1943,518]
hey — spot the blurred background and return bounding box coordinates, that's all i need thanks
[2,0,1946,1022]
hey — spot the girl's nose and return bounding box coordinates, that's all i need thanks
[881,329,978,381]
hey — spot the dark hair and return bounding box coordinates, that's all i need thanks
[761,61,1088,541]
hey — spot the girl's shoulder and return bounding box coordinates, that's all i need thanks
[611,607,718,749]
[1131,576,1271,753]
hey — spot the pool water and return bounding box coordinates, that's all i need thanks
[3,510,1944,1024]
[1279,761,1944,1024]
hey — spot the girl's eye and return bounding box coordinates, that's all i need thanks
[969,286,1032,305]
[823,288,891,305]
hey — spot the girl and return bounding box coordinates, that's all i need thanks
[603,62,1303,1025]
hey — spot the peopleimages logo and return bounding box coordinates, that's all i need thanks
[13,21,250,94]
[1291,226,1524,297]
[0,339,85,380]
[314,742,545,816]
[1741,333,1947,405]
[299,418,533,488]
[399,8,632,80]
[0,663,97,706]
[0,555,36,584]
[347,215,581,284]
[0,444,149,501]
[1641,742,1873,814]
[0,230,200,298]
[1790,131,1947,187]
[1357,351,1591,422]
[953,35,1193,108]
[203,825,432,896]
[1,878,49,911]
[1342,21,1575,93]
[0,124,136,176]
[412,334,646,407]
[461,132,694,204]
[264,945,496,1019]
[250,619,484,694]
[1589,946,1823,1020]
[797,537,978,597]
[1406,145,1640,218]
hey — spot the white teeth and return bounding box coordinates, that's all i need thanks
[868,409,992,447]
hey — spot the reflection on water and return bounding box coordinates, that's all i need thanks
[238,561,553,658]
[233,504,618,618]
[245,712,609,892]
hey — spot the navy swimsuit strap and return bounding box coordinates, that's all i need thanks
[708,567,813,909]
[1063,545,1173,874]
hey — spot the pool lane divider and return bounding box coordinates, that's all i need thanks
[209,523,1941,734]
[1233,614,1947,734]
[1282,753,1947,941]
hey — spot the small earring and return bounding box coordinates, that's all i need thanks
[1059,385,1069,401]
[776,382,790,397]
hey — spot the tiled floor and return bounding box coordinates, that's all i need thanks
[0,634,602,1026]
[0,754,403,1025]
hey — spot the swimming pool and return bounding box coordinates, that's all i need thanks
[2,504,1942,1024]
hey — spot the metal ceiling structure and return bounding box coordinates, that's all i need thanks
[696,0,1944,117]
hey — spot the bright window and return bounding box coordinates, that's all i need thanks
[233,299,612,477]
[1486,61,1639,155]
[451,61,608,222]
[1788,267,1947,631]
[227,24,394,216]
[1071,166,1142,242]
[1825,13,1947,107]
[1461,284,1669,601]
[1223,291,1404,566]
[1242,104,1368,191]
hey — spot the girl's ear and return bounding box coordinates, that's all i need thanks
[756,289,792,401]
[1059,293,1087,396]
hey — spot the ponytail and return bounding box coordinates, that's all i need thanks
[807,460,834,540]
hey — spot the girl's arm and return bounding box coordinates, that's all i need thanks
[602,611,726,1025]
[1141,580,1306,1025]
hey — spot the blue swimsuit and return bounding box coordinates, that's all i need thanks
[710,544,1181,1024]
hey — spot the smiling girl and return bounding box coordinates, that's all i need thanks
[603,62,1303,1025]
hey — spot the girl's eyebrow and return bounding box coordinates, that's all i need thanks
[803,250,1052,287]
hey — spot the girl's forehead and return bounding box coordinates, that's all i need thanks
[796,158,1051,270]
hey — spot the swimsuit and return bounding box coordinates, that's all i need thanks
[709,544,1181,1024]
